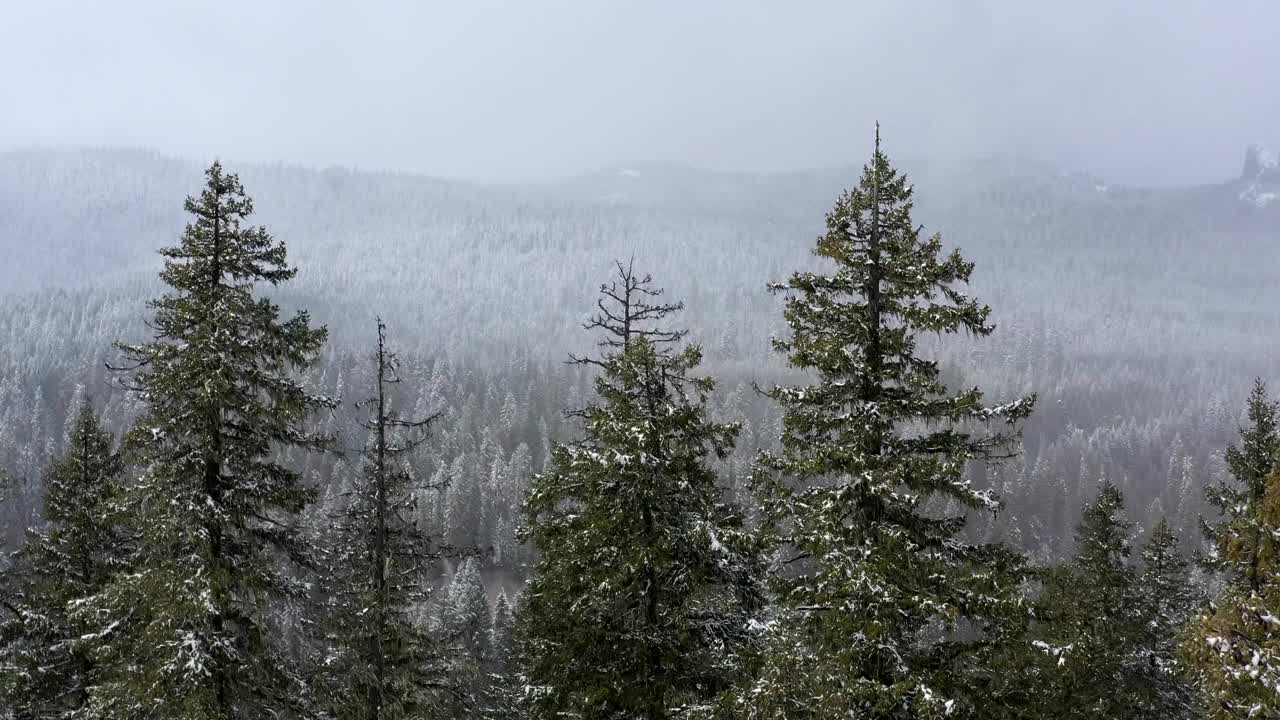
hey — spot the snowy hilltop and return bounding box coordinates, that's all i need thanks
[1240,142,1280,208]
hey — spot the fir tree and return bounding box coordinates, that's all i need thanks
[0,404,122,719]
[445,557,491,665]
[483,591,521,720]
[313,318,461,720]
[740,129,1035,719]
[490,590,515,672]
[1184,380,1280,719]
[1133,517,1197,719]
[443,557,492,715]
[1201,378,1280,579]
[1033,482,1146,719]
[517,261,761,720]
[75,162,335,719]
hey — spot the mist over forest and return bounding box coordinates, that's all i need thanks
[4,143,1278,558]
[5,3,1280,719]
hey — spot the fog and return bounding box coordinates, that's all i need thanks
[7,6,1280,715]
[3,1,1277,184]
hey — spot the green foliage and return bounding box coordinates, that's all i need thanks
[1134,517,1198,718]
[517,262,761,720]
[739,129,1035,719]
[1203,379,1280,579]
[312,319,460,720]
[1032,482,1143,718]
[0,404,122,719]
[1184,467,1280,719]
[2,146,1261,720]
[73,162,335,719]
[1025,487,1197,720]
[1184,381,1280,719]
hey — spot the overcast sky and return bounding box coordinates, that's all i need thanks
[2,1,1277,185]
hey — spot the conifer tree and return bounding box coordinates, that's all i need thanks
[0,404,122,718]
[490,591,515,673]
[740,129,1035,718]
[479,590,522,720]
[1133,517,1197,719]
[443,557,492,715]
[1184,380,1280,719]
[1201,379,1280,579]
[75,162,335,719]
[445,558,491,666]
[1033,482,1146,719]
[517,261,761,720]
[313,318,461,720]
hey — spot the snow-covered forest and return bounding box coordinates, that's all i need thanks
[3,145,1279,561]
[1,134,1279,718]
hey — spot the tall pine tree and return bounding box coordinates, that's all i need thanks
[313,318,461,720]
[75,162,334,719]
[0,404,122,719]
[483,591,521,720]
[1032,482,1148,719]
[443,557,491,716]
[741,128,1035,718]
[1134,517,1197,719]
[1184,380,1280,719]
[517,261,761,720]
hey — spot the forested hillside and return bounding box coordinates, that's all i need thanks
[3,140,1280,718]
[2,145,1277,567]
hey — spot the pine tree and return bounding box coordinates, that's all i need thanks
[490,591,515,673]
[740,129,1035,719]
[1032,482,1146,719]
[517,260,761,720]
[445,457,482,552]
[0,404,122,718]
[483,591,521,720]
[437,558,491,712]
[445,558,491,663]
[1184,380,1280,719]
[1133,517,1197,719]
[1202,379,1280,579]
[313,318,461,720]
[74,162,335,719]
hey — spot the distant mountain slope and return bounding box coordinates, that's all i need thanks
[1,144,1277,362]
[4,145,1276,285]
[1,145,1279,562]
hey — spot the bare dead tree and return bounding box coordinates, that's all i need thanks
[568,257,685,368]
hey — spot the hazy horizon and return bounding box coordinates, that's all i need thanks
[5,1,1278,186]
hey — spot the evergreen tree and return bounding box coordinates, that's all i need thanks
[0,469,12,506]
[0,404,122,719]
[445,456,483,552]
[1184,380,1280,719]
[490,591,515,672]
[483,591,521,720]
[1202,379,1280,578]
[313,318,461,720]
[74,162,335,719]
[740,129,1035,719]
[445,557,491,665]
[443,557,492,715]
[517,261,761,720]
[1133,517,1197,719]
[1032,482,1146,719]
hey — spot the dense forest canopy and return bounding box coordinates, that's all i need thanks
[1,140,1280,718]
[2,145,1277,563]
